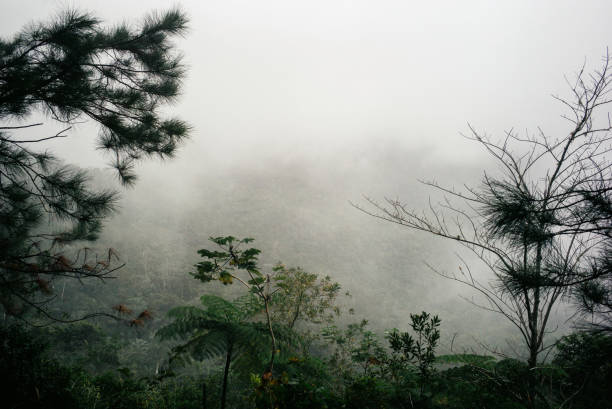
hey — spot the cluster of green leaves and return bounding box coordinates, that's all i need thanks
[250,356,343,409]
[322,319,388,379]
[320,314,442,407]
[0,324,93,409]
[386,312,441,380]
[94,370,203,409]
[158,293,272,409]
[158,294,266,367]
[180,239,459,408]
[434,358,525,409]
[552,331,612,408]
[191,236,261,286]
[271,264,343,329]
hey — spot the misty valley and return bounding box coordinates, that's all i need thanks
[1,3,611,409]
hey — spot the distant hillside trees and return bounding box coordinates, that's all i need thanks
[0,9,189,322]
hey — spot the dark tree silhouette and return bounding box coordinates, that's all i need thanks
[0,9,189,323]
[358,53,612,408]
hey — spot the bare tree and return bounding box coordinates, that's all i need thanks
[357,52,612,408]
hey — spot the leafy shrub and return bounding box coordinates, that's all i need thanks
[0,324,97,409]
[552,331,612,409]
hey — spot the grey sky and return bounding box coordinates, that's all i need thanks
[2,1,612,171]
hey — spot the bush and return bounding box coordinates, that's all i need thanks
[553,331,612,409]
[0,324,97,409]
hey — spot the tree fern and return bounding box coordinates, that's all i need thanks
[157,294,268,409]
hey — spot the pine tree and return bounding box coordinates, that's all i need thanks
[0,9,189,322]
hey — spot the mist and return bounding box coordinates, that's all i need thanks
[3,0,611,368]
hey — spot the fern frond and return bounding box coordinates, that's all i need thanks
[200,295,239,319]
[172,330,228,362]
[233,293,265,319]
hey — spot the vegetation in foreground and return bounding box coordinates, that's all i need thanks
[2,302,612,408]
[1,236,611,408]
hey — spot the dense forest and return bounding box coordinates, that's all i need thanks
[1,5,611,409]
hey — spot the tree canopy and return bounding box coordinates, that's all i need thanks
[0,8,189,322]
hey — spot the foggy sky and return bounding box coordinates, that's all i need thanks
[2,0,611,354]
[3,0,612,171]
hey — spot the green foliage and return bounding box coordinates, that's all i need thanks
[435,356,554,408]
[553,331,612,408]
[191,236,316,377]
[7,229,609,409]
[251,357,343,409]
[322,319,388,379]
[0,8,189,321]
[40,322,121,374]
[156,377,203,409]
[436,353,496,367]
[94,370,164,409]
[158,294,266,371]
[576,242,612,332]
[159,292,276,409]
[0,324,98,409]
[344,376,395,409]
[0,9,189,178]
[482,180,555,248]
[386,312,441,380]
[191,236,261,285]
[1,324,193,409]
[89,370,201,409]
[435,363,524,409]
[5,303,611,409]
[271,264,343,329]
[320,313,444,408]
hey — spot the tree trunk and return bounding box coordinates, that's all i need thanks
[264,295,277,373]
[263,274,277,374]
[289,291,304,329]
[221,341,233,409]
[526,347,538,409]
[525,243,543,409]
[202,381,207,409]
